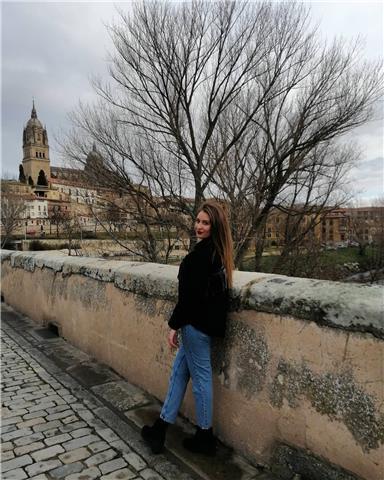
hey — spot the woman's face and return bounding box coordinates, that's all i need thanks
[195,210,211,239]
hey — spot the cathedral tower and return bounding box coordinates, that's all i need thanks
[22,101,50,186]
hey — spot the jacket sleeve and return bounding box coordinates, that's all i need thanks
[168,250,210,330]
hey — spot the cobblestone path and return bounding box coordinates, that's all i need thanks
[1,306,197,480]
[1,304,274,480]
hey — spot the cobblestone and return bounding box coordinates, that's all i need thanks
[33,420,63,433]
[85,448,118,467]
[89,440,110,453]
[2,450,16,461]
[110,439,131,454]
[2,306,244,480]
[13,432,44,447]
[100,467,136,480]
[49,461,84,479]
[59,447,91,464]
[2,454,33,472]
[123,452,147,471]
[99,457,128,475]
[1,441,14,452]
[2,415,22,426]
[140,468,165,480]
[2,428,33,442]
[31,444,65,461]
[70,427,93,438]
[62,434,101,451]
[25,458,63,476]
[65,466,101,480]
[44,433,72,446]
[16,417,46,429]
[2,467,28,479]
[14,441,45,456]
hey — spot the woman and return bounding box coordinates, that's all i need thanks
[141,200,233,456]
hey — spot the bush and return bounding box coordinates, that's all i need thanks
[28,240,81,251]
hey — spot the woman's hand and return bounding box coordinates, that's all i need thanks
[168,329,178,349]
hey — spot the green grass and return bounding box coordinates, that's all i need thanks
[240,247,370,275]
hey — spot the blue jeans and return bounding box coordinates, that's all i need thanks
[160,325,213,429]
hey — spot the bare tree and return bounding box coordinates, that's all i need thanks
[61,0,382,265]
[210,30,382,266]
[61,2,316,243]
[1,194,26,248]
[49,207,67,238]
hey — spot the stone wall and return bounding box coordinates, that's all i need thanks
[1,250,383,480]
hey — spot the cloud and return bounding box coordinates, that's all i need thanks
[1,1,383,205]
[349,157,384,200]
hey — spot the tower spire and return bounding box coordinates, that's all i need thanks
[31,99,37,119]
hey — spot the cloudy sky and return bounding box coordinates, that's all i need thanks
[1,1,383,204]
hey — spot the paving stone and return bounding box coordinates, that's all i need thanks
[29,475,50,480]
[31,444,65,461]
[1,449,16,461]
[124,452,147,471]
[33,420,63,432]
[2,415,22,426]
[14,432,44,446]
[85,448,118,467]
[17,417,46,429]
[2,428,33,442]
[10,402,34,411]
[97,428,121,443]
[62,434,101,451]
[50,461,84,479]
[87,417,107,430]
[14,441,45,456]
[1,441,14,452]
[2,424,17,434]
[43,395,66,405]
[1,467,28,479]
[70,427,93,438]
[23,410,48,420]
[59,447,91,464]
[46,410,74,421]
[28,402,56,413]
[100,468,137,480]
[59,421,88,433]
[56,388,70,396]
[62,415,79,425]
[2,409,28,419]
[44,432,72,446]
[140,469,165,480]
[47,404,72,415]
[2,454,33,472]
[88,440,110,454]
[24,392,50,401]
[99,457,128,475]
[25,459,63,476]
[65,466,101,480]
[70,403,87,412]
[77,410,95,421]
[44,427,62,438]
[109,440,131,454]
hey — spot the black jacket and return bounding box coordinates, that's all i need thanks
[168,237,229,337]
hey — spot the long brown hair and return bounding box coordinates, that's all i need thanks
[199,200,234,288]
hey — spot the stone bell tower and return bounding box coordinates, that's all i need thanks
[22,101,51,187]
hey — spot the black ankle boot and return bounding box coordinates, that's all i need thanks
[183,426,216,456]
[141,417,169,454]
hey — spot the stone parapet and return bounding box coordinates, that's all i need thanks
[1,249,383,480]
[1,250,383,338]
